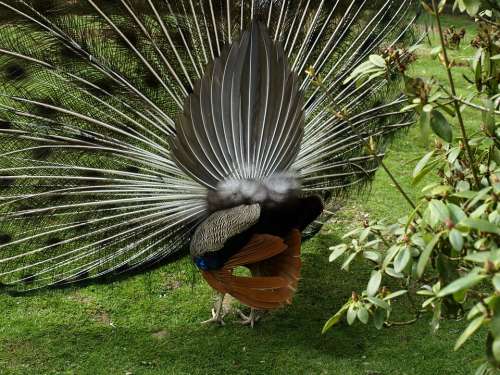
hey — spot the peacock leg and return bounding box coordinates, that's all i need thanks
[201,292,226,326]
[237,308,261,328]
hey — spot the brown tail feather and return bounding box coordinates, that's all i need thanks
[220,275,289,289]
[201,230,302,310]
[225,234,287,268]
[250,230,302,286]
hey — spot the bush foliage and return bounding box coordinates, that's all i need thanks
[323,1,500,373]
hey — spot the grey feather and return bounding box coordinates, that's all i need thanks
[170,20,304,189]
[206,172,301,212]
[190,204,260,257]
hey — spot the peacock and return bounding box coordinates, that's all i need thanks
[0,0,419,326]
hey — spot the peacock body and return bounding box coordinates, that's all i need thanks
[0,0,419,321]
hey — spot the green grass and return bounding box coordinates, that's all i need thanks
[0,16,488,375]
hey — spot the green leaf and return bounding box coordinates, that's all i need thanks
[383,245,401,269]
[367,296,390,310]
[421,1,435,15]
[448,204,467,224]
[493,337,500,363]
[394,247,411,273]
[471,203,488,219]
[383,290,408,301]
[342,228,362,239]
[342,252,358,271]
[454,316,485,350]
[482,99,496,134]
[491,308,500,339]
[431,301,442,332]
[468,301,488,320]
[369,54,386,68]
[422,296,436,309]
[373,308,385,330]
[322,303,350,334]
[414,161,440,186]
[453,289,467,304]
[385,267,404,278]
[461,218,500,235]
[430,185,452,197]
[429,200,450,226]
[367,270,382,297]
[473,48,483,91]
[447,147,461,164]
[438,271,486,298]
[359,227,372,242]
[417,233,442,278]
[363,251,382,263]
[456,181,471,193]
[329,245,348,262]
[493,275,500,292]
[463,0,481,16]
[419,108,431,139]
[349,61,376,77]
[357,307,369,324]
[431,45,443,58]
[430,110,453,143]
[449,229,464,252]
[423,103,434,113]
[347,304,357,325]
[417,287,434,297]
[365,239,382,248]
[413,150,435,182]
[465,252,490,264]
[468,187,493,209]
[474,362,490,375]
[453,191,477,199]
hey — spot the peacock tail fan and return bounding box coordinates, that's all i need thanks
[0,0,420,294]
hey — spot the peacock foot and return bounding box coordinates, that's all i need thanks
[237,308,261,328]
[201,293,226,326]
[201,307,226,326]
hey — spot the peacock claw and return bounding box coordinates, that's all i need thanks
[201,308,226,326]
[237,308,261,328]
[202,293,226,326]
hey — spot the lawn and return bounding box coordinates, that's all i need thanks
[0,15,489,375]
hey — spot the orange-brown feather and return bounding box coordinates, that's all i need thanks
[201,230,302,310]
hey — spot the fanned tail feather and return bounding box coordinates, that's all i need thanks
[0,0,419,293]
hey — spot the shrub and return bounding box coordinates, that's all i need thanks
[321,1,500,373]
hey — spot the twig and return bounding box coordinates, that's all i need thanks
[437,88,500,148]
[437,83,500,115]
[384,316,420,327]
[371,229,391,248]
[476,14,500,28]
[453,96,500,115]
[384,309,425,327]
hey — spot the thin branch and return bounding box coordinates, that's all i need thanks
[431,0,481,188]
[476,14,500,28]
[452,96,500,116]
[384,314,422,327]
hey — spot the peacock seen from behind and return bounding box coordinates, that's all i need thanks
[0,0,419,325]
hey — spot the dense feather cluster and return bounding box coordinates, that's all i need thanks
[207,174,301,212]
